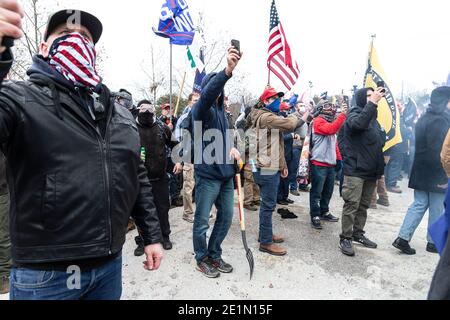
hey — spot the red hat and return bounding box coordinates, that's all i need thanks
[161,104,171,110]
[280,102,290,111]
[259,87,284,102]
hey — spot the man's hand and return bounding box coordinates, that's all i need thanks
[281,168,289,179]
[173,163,183,175]
[143,243,164,271]
[230,147,241,161]
[225,47,242,77]
[301,110,311,123]
[294,134,301,141]
[369,88,385,105]
[0,0,24,54]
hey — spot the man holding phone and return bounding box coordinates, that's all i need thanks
[339,87,386,257]
[191,46,242,278]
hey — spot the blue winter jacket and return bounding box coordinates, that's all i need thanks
[191,70,235,181]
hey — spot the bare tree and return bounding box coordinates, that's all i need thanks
[135,45,169,103]
[9,0,55,80]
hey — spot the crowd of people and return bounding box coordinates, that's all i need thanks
[0,3,450,300]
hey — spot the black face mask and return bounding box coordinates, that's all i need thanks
[138,112,155,126]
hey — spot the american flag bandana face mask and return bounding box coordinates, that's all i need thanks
[48,33,102,90]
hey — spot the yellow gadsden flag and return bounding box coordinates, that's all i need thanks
[364,44,402,152]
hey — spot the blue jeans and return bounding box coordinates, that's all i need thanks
[385,153,403,188]
[278,156,297,201]
[399,190,445,243]
[10,254,122,300]
[193,174,234,262]
[309,164,336,219]
[289,148,302,191]
[254,170,281,245]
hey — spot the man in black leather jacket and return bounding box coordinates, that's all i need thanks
[0,4,163,300]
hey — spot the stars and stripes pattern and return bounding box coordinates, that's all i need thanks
[49,33,101,89]
[267,0,300,91]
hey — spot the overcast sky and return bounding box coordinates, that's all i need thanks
[36,0,450,100]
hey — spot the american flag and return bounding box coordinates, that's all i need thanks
[267,0,300,91]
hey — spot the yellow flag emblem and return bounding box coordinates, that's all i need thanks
[364,40,402,152]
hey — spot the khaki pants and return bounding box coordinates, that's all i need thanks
[182,163,195,216]
[243,163,260,206]
[341,176,377,239]
[371,176,389,205]
[0,194,11,278]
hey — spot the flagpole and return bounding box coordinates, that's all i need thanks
[267,62,271,87]
[175,72,187,116]
[369,34,376,67]
[170,43,173,115]
[364,34,376,87]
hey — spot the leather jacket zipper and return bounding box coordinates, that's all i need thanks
[70,88,114,255]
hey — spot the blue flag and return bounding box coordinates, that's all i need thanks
[193,47,206,93]
[288,94,299,107]
[153,0,195,45]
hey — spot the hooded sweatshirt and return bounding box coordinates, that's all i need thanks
[409,86,450,193]
[191,70,235,181]
[342,88,386,180]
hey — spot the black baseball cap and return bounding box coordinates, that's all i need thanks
[44,9,103,44]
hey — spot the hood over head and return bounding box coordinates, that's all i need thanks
[355,87,374,109]
[429,86,450,114]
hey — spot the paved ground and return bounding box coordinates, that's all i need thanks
[0,178,440,300]
[121,178,439,300]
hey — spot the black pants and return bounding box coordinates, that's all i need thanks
[136,175,171,246]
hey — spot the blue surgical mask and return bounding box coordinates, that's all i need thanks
[267,99,281,113]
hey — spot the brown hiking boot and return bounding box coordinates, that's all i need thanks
[259,244,287,256]
[387,186,402,194]
[377,198,390,207]
[0,276,9,295]
[182,214,194,223]
[244,205,258,212]
[127,218,136,233]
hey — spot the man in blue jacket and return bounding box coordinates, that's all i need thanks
[191,48,242,278]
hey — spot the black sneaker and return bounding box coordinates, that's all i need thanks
[209,258,233,274]
[134,244,145,257]
[426,243,438,254]
[277,200,290,206]
[286,199,295,204]
[311,217,323,230]
[321,213,339,222]
[392,237,416,255]
[281,212,298,219]
[353,235,378,249]
[196,259,220,278]
[340,239,355,256]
